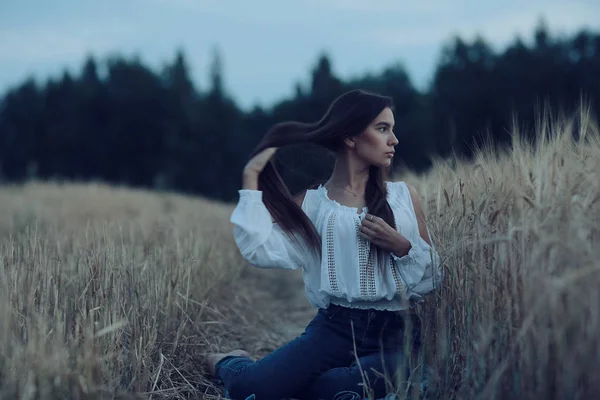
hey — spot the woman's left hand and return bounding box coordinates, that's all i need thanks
[360,213,412,256]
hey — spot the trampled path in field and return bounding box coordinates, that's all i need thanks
[242,267,316,353]
[198,266,315,399]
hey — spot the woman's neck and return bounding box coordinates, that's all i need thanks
[326,153,369,193]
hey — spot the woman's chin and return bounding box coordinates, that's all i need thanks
[373,159,393,168]
[364,155,394,169]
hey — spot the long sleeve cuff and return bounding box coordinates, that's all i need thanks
[391,237,428,286]
[230,189,304,271]
[391,234,443,297]
[230,190,273,256]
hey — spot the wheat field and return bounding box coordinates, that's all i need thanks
[1,110,599,400]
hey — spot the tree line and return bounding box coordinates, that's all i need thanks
[0,22,598,202]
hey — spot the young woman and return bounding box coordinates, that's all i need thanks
[207,89,443,400]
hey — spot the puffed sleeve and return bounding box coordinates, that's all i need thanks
[230,189,306,270]
[391,227,443,299]
[388,182,444,299]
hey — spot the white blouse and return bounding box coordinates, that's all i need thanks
[230,181,443,311]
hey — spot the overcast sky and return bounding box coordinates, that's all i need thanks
[1,0,599,109]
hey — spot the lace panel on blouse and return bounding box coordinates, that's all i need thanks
[354,217,378,300]
[390,255,406,294]
[326,212,340,296]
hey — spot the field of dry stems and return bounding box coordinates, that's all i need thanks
[1,110,599,400]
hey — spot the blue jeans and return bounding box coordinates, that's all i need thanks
[214,304,422,400]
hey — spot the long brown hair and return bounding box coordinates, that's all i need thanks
[249,89,396,263]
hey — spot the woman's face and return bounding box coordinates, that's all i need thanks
[351,107,398,168]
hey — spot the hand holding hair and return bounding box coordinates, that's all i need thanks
[242,147,278,190]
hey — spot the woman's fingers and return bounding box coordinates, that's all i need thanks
[362,214,386,231]
[364,213,383,224]
[244,147,278,175]
[361,218,383,236]
[360,223,377,236]
[358,231,370,241]
[359,230,383,247]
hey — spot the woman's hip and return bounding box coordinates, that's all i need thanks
[320,303,422,352]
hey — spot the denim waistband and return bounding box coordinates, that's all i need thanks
[324,303,417,325]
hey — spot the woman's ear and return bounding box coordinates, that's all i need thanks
[344,137,356,150]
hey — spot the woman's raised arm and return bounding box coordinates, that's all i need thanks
[230,147,308,270]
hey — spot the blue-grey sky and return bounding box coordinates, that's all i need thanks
[1,0,599,109]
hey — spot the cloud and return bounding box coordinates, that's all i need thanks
[148,0,224,13]
[0,29,107,63]
[1,0,598,107]
[461,2,599,43]
[0,19,139,64]
[322,0,456,14]
[369,1,600,48]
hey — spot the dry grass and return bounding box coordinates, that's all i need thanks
[0,183,309,399]
[1,109,599,399]
[400,109,600,399]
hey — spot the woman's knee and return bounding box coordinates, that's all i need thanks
[224,379,254,400]
[225,378,288,400]
[216,359,260,399]
[221,361,298,400]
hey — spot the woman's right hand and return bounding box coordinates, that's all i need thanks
[242,147,277,190]
[243,147,277,175]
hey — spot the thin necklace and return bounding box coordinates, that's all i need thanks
[326,184,362,197]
